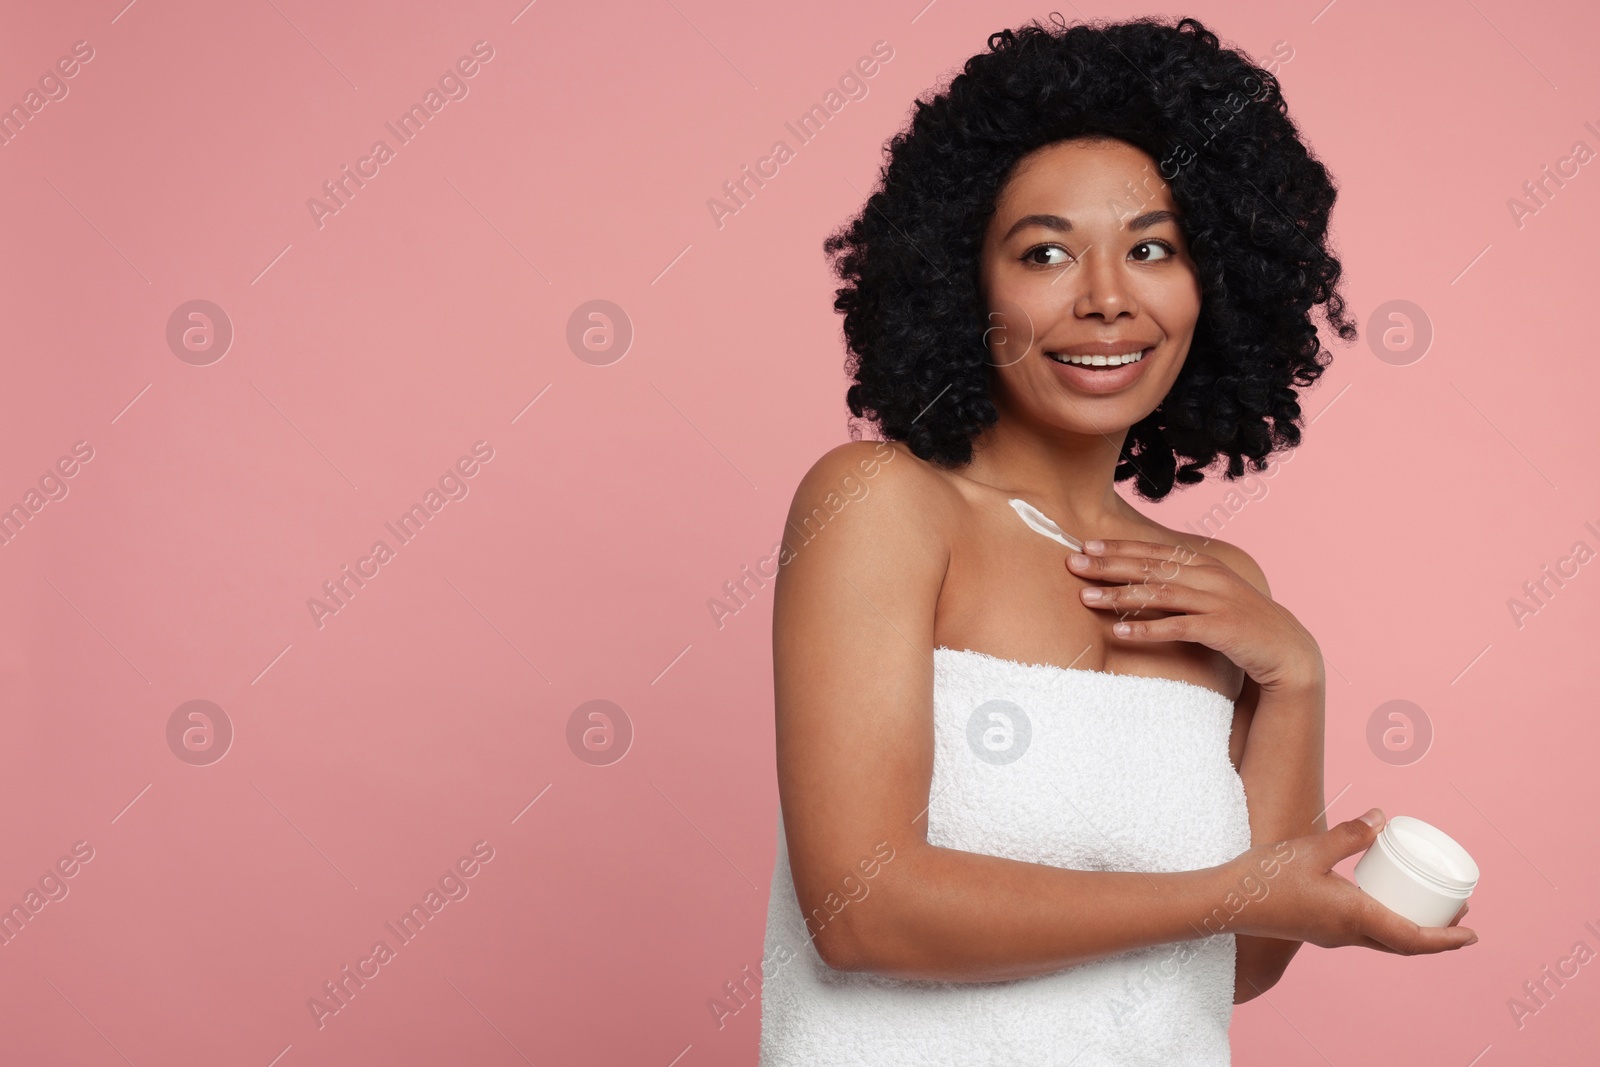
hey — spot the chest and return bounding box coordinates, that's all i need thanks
[931,505,1244,703]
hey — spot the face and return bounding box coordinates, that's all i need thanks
[978,137,1202,435]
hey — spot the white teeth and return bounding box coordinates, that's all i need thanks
[1047,350,1146,366]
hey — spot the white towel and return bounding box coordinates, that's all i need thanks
[757,646,1252,1066]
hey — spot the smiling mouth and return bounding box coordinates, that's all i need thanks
[1044,348,1150,367]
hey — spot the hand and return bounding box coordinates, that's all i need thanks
[1207,808,1479,954]
[1065,537,1321,693]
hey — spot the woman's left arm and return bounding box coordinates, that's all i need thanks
[1066,538,1327,1003]
[1227,668,1327,1003]
[1196,547,1328,1003]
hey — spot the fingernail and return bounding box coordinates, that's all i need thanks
[1069,553,1090,568]
[1080,587,1103,601]
[1465,934,1478,946]
[1084,540,1105,553]
[1358,808,1383,828]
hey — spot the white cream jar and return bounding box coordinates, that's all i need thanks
[1354,815,1479,927]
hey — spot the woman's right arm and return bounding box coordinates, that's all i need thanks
[771,441,1477,983]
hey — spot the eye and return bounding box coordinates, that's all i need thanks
[1130,240,1177,262]
[1022,244,1072,267]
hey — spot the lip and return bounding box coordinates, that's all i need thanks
[1043,346,1154,394]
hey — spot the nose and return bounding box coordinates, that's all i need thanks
[1071,242,1137,321]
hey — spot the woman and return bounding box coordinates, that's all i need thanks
[758,15,1476,1066]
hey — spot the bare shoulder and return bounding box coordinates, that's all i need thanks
[1156,523,1272,600]
[1201,537,1271,599]
[779,439,957,569]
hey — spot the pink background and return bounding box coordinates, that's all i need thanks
[1,0,1596,1063]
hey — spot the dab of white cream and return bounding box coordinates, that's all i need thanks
[1007,497,1084,552]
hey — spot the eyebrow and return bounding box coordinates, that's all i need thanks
[1002,209,1181,241]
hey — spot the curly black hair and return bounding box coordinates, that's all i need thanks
[825,14,1354,500]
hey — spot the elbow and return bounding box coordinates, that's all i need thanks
[1233,937,1300,1003]
[1234,974,1273,1004]
[813,896,930,976]
[1235,975,1285,1004]
[1234,959,1276,1003]
[809,910,877,973]
[803,883,909,974]
[797,841,917,974]
[812,928,861,973]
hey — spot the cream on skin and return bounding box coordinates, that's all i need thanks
[1007,497,1084,552]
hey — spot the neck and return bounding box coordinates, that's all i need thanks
[956,397,1135,533]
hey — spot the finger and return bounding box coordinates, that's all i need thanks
[1321,811,1383,863]
[1067,549,1220,586]
[1082,538,1220,569]
[1108,614,1200,642]
[1340,929,1430,955]
[1082,538,1212,561]
[1369,919,1479,955]
[1352,887,1478,954]
[1078,581,1218,614]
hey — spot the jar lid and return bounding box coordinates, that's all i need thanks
[1380,816,1480,893]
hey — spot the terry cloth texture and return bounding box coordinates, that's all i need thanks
[757,645,1252,1066]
